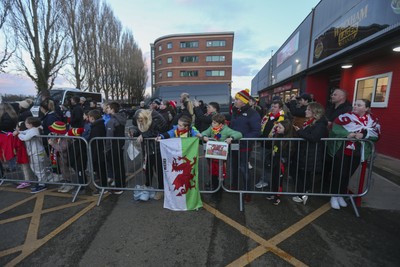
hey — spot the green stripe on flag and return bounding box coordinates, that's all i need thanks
[181,137,202,210]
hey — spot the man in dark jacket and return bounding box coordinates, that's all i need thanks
[230,89,261,202]
[88,109,107,192]
[105,102,127,193]
[325,88,352,129]
[70,96,84,128]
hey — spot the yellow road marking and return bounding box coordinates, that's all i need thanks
[203,202,331,266]
[2,182,331,267]
[0,185,101,266]
[0,195,37,214]
[0,199,94,225]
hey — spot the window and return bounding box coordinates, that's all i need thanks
[158,59,162,65]
[206,55,226,62]
[206,40,226,47]
[180,70,198,77]
[354,72,392,108]
[180,41,199,48]
[206,70,225,77]
[158,72,162,78]
[180,56,199,63]
[158,45,162,51]
[167,42,173,49]
[167,57,172,64]
[167,71,173,77]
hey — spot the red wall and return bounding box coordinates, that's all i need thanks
[340,53,400,159]
[306,73,329,105]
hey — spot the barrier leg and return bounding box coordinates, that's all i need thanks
[239,192,243,211]
[96,188,107,206]
[71,185,82,203]
[349,196,360,218]
[355,162,367,207]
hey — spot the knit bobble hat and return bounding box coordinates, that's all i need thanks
[67,128,84,136]
[48,121,67,135]
[235,89,251,104]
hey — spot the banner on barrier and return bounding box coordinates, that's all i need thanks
[160,137,203,211]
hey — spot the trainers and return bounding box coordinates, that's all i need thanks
[337,197,347,207]
[292,196,303,203]
[31,185,47,194]
[266,195,275,200]
[248,162,253,170]
[17,182,31,189]
[330,197,340,210]
[59,185,74,193]
[111,190,124,195]
[273,197,281,206]
[154,192,164,200]
[255,181,269,189]
[292,195,308,205]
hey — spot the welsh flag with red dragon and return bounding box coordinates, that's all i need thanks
[160,137,203,211]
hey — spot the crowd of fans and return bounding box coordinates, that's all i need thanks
[0,88,381,209]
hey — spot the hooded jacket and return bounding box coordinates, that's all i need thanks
[105,112,127,151]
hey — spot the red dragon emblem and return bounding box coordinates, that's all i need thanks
[171,156,197,196]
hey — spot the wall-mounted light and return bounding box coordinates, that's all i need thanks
[341,63,353,69]
[295,59,300,64]
[392,45,400,52]
[271,75,275,79]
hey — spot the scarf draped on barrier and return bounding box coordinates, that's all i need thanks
[160,137,203,211]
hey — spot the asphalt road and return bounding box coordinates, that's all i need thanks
[1,182,400,267]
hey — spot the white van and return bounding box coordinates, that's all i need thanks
[30,88,103,117]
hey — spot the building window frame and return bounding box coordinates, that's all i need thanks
[206,40,226,47]
[205,70,225,77]
[158,72,162,78]
[158,58,162,65]
[180,41,199,48]
[158,45,162,51]
[206,55,226,62]
[167,42,173,49]
[180,70,199,77]
[353,72,392,108]
[167,71,173,78]
[180,56,199,63]
[167,57,172,64]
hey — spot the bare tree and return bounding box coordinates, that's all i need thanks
[120,30,147,104]
[9,0,70,92]
[97,3,121,100]
[79,0,100,93]
[62,0,85,89]
[0,0,15,72]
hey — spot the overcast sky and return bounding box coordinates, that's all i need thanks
[0,0,320,97]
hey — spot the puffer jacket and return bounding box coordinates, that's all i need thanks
[17,127,45,156]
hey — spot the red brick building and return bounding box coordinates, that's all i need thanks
[150,32,234,94]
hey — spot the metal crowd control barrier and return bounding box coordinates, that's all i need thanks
[222,138,375,217]
[87,137,223,206]
[0,135,90,202]
[1,134,375,217]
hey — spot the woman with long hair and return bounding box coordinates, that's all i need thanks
[292,102,328,205]
[131,109,168,199]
